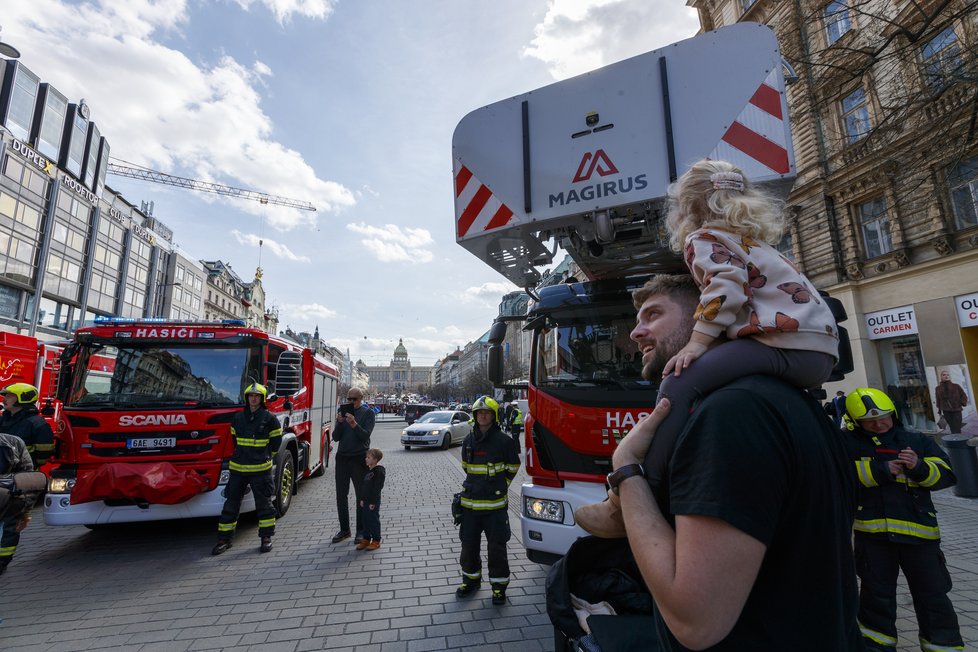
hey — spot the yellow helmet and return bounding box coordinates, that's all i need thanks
[845,388,895,424]
[244,383,268,400]
[471,396,500,423]
[0,382,39,405]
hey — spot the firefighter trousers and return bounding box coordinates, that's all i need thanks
[217,471,276,541]
[0,512,20,568]
[854,536,962,651]
[459,507,511,587]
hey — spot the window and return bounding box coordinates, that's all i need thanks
[5,65,40,141]
[841,87,871,143]
[948,156,978,230]
[65,109,88,178]
[776,232,794,261]
[37,87,68,161]
[824,1,851,45]
[740,0,757,12]
[858,197,893,258]
[176,265,185,281]
[922,26,962,90]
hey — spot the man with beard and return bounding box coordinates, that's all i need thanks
[607,274,861,650]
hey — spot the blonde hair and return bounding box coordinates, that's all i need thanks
[665,159,785,253]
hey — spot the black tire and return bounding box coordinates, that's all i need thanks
[404,445,411,450]
[441,434,451,451]
[275,450,295,517]
[84,524,106,531]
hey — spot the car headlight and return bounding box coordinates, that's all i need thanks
[430,429,441,435]
[48,477,76,493]
[524,496,564,523]
[402,430,408,436]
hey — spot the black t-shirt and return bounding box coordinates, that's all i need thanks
[653,375,862,651]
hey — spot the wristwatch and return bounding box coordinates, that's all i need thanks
[607,463,645,495]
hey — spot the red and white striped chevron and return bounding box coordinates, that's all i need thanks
[454,163,515,239]
[708,69,790,174]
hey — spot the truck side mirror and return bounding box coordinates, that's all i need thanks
[822,294,854,382]
[487,344,504,385]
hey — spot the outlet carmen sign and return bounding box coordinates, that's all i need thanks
[955,292,978,328]
[865,305,918,340]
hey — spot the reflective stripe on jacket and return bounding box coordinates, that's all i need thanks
[848,422,956,544]
[460,423,520,511]
[228,406,282,474]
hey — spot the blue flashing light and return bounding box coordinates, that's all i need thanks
[221,319,247,326]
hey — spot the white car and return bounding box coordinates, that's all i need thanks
[401,410,471,450]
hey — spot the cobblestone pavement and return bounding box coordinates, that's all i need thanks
[2,415,977,651]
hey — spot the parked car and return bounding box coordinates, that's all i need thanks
[404,403,438,425]
[402,410,472,450]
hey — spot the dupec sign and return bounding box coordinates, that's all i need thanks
[865,305,918,340]
[955,292,978,328]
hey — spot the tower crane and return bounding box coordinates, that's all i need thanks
[106,158,317,212]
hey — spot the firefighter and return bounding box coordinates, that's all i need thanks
[212,383,282,556]
[508,401,523,447]
[456,396,520,605]
[0,383,55,469]
[0,432,35,574]
[844,387,963,652]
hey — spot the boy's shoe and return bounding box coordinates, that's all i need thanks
[491,585,507,605]
[574,491,626,539]
[455,578,481,598]
[331,530,351,543]
[355,540,370,550]
[0,560,9,575]
[365,540,381,550]
[211,540,232,556]
[354,535,365,545]
[260,537,273,553]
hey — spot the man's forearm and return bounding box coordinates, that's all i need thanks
[619,474,678,598]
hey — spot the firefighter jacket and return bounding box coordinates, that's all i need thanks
[0,406,54,468]
[228,405,283,474]
[848,422,956,544]
[460,423,520,511]
[0,433,35,520]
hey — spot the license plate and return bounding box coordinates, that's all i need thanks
[127,437,177,449]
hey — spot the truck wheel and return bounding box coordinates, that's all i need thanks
[441,434,450,450]
[275,450,295,517]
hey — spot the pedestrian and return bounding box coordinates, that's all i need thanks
[508,401,523,446]
[211,383,282,555]
[356,448,385,551]
[610,274,861,649]
[331,386,375,545]
[843,387,963,652]
[833,390,848,428]
[935,369,969,434]
[456,396,520,605]
[0,383,55,469]
[0,432,36,574]
[576,159,840,537]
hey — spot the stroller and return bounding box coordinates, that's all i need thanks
[546,536,659,651]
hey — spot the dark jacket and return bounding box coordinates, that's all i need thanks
[332,405,375,457]
[0,406,55,468]
[935,381,968,413]
[0,433,36,520]
[362,464,386,504]
[460,422,520,511]
[229,405,282,474]
[848,421,956,544]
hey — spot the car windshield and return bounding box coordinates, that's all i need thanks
[416,411,451,424]
[533,312,651,390]
[67,342,263,407]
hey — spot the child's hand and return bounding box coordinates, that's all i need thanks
[358,500,364,507]
[663,341,709,377]
[368,504,376,511]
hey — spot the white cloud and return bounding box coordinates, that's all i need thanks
[234,0,337,23]
[231,230,310,262]
[523,0,700,80]
[279,302,337,321]
[464,281,519,303]
[346,222,435,264]
[5,0,355,231]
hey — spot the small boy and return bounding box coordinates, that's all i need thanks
[357,448,385,550]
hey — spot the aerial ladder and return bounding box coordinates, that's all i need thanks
[106,158,317,211]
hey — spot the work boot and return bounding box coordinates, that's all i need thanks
[260,537,273,553]
[491,584,507,606]
[455,577,481,598]
[331,530,351,543]
[0,560,9,575]
[574,490,626,539]
[211,540,232,556]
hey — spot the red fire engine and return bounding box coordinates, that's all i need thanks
[42,318,338,527]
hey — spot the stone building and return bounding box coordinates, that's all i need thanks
[688,0,978,430]
[361,339,433,395]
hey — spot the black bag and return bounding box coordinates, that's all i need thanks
[451,492,463,526]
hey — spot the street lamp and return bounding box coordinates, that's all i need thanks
[0,27,20,59]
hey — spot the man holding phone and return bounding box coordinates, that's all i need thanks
[331,387,375,544]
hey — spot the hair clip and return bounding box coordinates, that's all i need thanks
[710,171,744,192]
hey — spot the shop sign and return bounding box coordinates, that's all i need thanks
[955,292,978,328]
[61,174,98,205]
[865,305,918,340]
[10,139,55,176]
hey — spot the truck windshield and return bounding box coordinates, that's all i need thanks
[67,343,262,408]
[534,316,649,389]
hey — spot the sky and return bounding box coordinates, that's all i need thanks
[4,0,699,366]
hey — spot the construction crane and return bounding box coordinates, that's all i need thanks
[106,158,317,212]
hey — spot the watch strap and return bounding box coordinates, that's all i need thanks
[607,463,645,494]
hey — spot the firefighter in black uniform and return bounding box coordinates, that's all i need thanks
[212,383,282,555]
[0,383,55,469]
[0,432,35,574]
[844,387,963,652]
[456,396,520,605]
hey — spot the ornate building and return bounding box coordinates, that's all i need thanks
[361,339,433,395]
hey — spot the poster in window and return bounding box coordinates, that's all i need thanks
[926,364,976,436]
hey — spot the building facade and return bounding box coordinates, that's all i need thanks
[361,339,433,395]
[689,0,978,431]
[160,249,204,320]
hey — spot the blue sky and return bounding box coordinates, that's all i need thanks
[6,0,698,365]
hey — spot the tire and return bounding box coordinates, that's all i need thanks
[84,524,106,531]
[275,450,295,517]
[404,445,411,450]
[441,434,450,451]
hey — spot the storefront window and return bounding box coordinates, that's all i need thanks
[877,335,935,430]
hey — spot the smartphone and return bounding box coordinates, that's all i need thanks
[339,403,355,417]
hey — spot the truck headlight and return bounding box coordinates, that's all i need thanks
[219,469,231,485]
[48,478,76,493]
[524,496,564,523]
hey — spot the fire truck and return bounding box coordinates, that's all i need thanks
[452,24,832,563]
[0,331,64,452]
[42,318,338,527]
